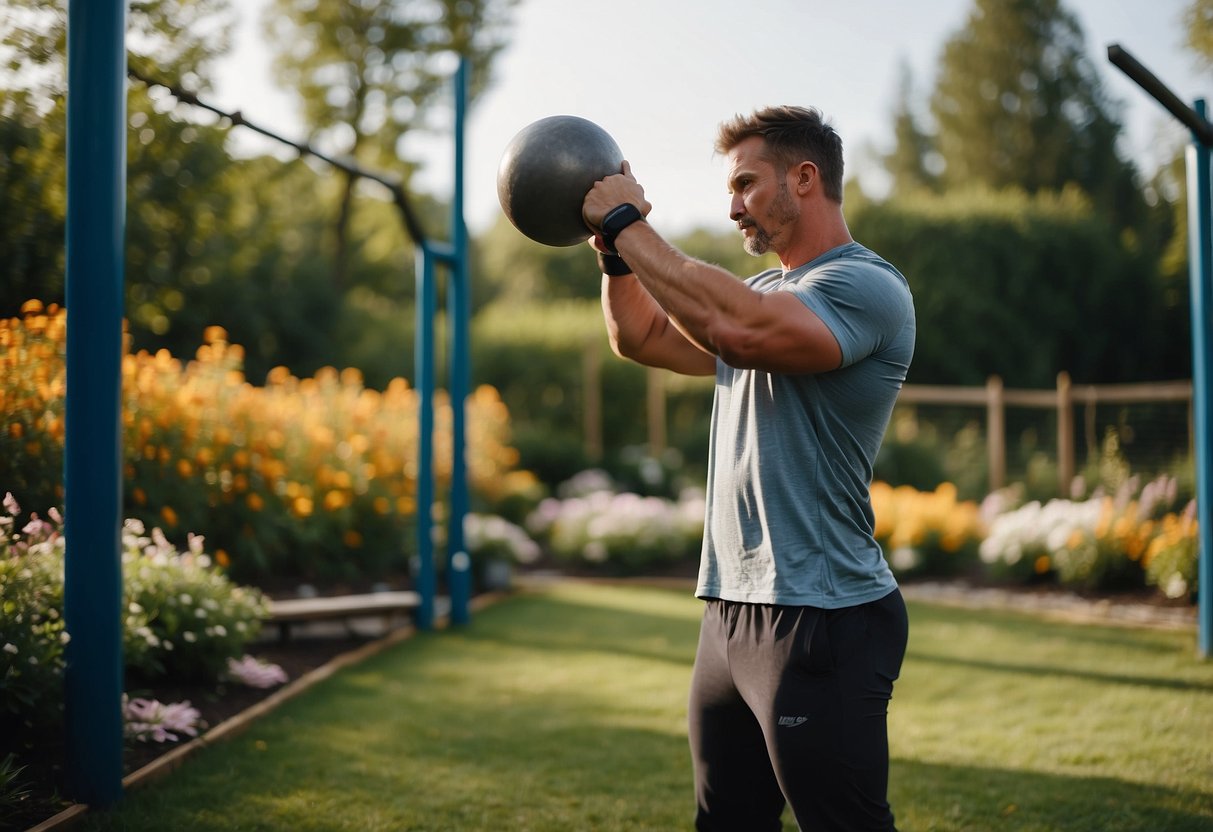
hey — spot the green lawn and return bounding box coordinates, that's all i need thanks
[78,583,1213,831]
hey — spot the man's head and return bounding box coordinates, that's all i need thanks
[715,106,844,203]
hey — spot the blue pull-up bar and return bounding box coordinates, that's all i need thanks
[64,0,127,806]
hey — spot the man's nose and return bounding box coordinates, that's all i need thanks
[729,194,745,222]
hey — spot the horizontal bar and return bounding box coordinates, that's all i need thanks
[1107,43,1213,146]
[126,64,431,246]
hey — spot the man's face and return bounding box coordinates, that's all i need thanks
[726,136,799,257]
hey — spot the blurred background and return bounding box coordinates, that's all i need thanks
[1,0,1211,586]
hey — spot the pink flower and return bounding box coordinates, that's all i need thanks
[123,697,202,742]
[227,655,289,689]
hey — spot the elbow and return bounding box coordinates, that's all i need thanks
[708,325,761,369]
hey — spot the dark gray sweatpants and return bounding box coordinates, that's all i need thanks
[688,590,908,831]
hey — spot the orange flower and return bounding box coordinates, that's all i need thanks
[161,505,179,527]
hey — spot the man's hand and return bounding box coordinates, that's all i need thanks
[583,161,652,231]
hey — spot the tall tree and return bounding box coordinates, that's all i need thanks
[264,0,518,290]
[880,61,940,196]
[1185,0,1213,66]
[2,0,234,97]
[0,0,236,318]
[929,0,1144,229]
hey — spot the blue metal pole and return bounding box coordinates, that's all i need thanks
[414,245,437,630]
[1189,99,1213,658]
[446,57,471,624]
[64,0,127,805]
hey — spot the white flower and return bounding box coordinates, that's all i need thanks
[1163,573,1189,599]
[3,643,17,655]
[890,546,920,572]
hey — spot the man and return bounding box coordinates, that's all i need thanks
[581,106,915,831]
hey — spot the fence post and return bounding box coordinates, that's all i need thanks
[583,337,602,462]
[986,375,1006,492]
[1057,371,1075,494]
[647,367,666,457]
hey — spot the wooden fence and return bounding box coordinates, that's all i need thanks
[624,369,1193,495]
[897,373,1193,493]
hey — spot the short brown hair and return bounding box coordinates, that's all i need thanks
[715,106,844,202]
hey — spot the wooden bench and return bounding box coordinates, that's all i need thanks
[266,591,422,640]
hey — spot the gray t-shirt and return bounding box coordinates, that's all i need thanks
[695,241,916,608]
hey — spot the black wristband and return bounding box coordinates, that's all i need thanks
[600,203,645,253]
[597,251,633,276]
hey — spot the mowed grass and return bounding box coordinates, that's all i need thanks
[78,582,1213,831]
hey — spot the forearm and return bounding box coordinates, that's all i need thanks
[612,222,755,361]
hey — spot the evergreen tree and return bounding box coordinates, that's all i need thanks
[881,62,940,196]
[929,0,1144,230]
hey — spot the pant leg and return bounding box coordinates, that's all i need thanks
[767,589,909,832]
[688,600,786,832]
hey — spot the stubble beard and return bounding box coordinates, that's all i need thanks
[740,181,799,257]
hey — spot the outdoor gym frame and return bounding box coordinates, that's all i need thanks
[1107,43,1213,660]
[64,1,472,805]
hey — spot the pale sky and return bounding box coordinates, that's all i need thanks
[214,0,1210,238]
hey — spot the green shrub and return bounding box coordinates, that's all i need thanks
[0,494,269,756]
[121,520,268,683]
[0,501,68,750]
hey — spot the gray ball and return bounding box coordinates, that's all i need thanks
[497,115,624,247]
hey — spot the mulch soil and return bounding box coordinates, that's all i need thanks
[9,623,385,831]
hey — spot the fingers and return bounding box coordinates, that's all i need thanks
[583,161,649,228]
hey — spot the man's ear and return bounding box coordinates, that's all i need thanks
[794,161,818,195]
